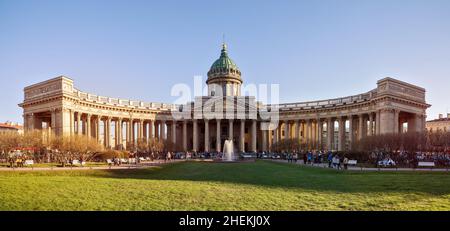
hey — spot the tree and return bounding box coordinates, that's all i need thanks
[51,134,103,166]
[0,131,21,159]
[136,138,149,155]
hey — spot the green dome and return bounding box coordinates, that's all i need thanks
[208,43,241,76]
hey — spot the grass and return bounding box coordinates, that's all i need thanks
[0,160,449,211]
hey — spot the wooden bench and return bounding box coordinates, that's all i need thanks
[347,160,357,166]
[418,161,435,168]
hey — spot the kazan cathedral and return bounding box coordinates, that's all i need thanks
[19,43,429,153]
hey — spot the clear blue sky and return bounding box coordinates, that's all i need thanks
[1,0,450,123]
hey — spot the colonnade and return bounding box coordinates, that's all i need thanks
[266,110,426,152]
[66,113,260,152]
[267,113,377,152]
[25,109,426,152]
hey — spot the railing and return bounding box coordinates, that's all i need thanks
[72,88,377,112]
[268,89,376,110]
[72,89,181,110]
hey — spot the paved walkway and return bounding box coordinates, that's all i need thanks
[0,159,185,171]
[271,159,450,172]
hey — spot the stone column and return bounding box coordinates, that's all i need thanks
[327,118,333,151]
[295,120,300,139]
[338,117,345,151]
[284,120,289,140]
[161,120,166,140]
[252,120,257,152]
[379,109,395,134]
[272,125,278,145]
[25,114,31,132]
[369,113,374,136]
[154,121,159,139]
[312,121,317,148]
[421,114,426,132]
[108,117,113,148]
[51,109,56,135]
[228,120,234,141]
[76,112,81,135]
[262,123,267,152]
[142,121,147,142]
[86,114,91,138]
[306,119,311,150]
[348,115,353,150]
[136,120,140,140]
[114,119,118,148]
[358,114,364,140]
[172,120,177,145]
[103,118,109,148]
[419,114,426,132]
[204,120,210,152]
[149,120,155,139]
[376,110,381,135]
[128,119,133,148]
[193,119,198,152]
[317,119,323,150]
[216,119,221,152]
[183,120,187,151]
[23,114,28,132]
[117,119,122,148]
[69,110,74,136]
[96,116,100,143]
[240,119,245,152]
[394,110,400,133]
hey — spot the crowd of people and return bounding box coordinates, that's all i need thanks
[4,147,450,169]
[281,151,350,170]
[370,151,450,167]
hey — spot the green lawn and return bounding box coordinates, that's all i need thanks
[0,160,449,211]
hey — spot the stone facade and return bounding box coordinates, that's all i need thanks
[426,114,450,133]
[18,45,430,152]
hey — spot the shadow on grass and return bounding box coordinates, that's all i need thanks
[92,160,450,195]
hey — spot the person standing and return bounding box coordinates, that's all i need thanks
[303,152,307,165]
[336,154,341,170]
[328,152,333,168]
[343,156,349,170]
